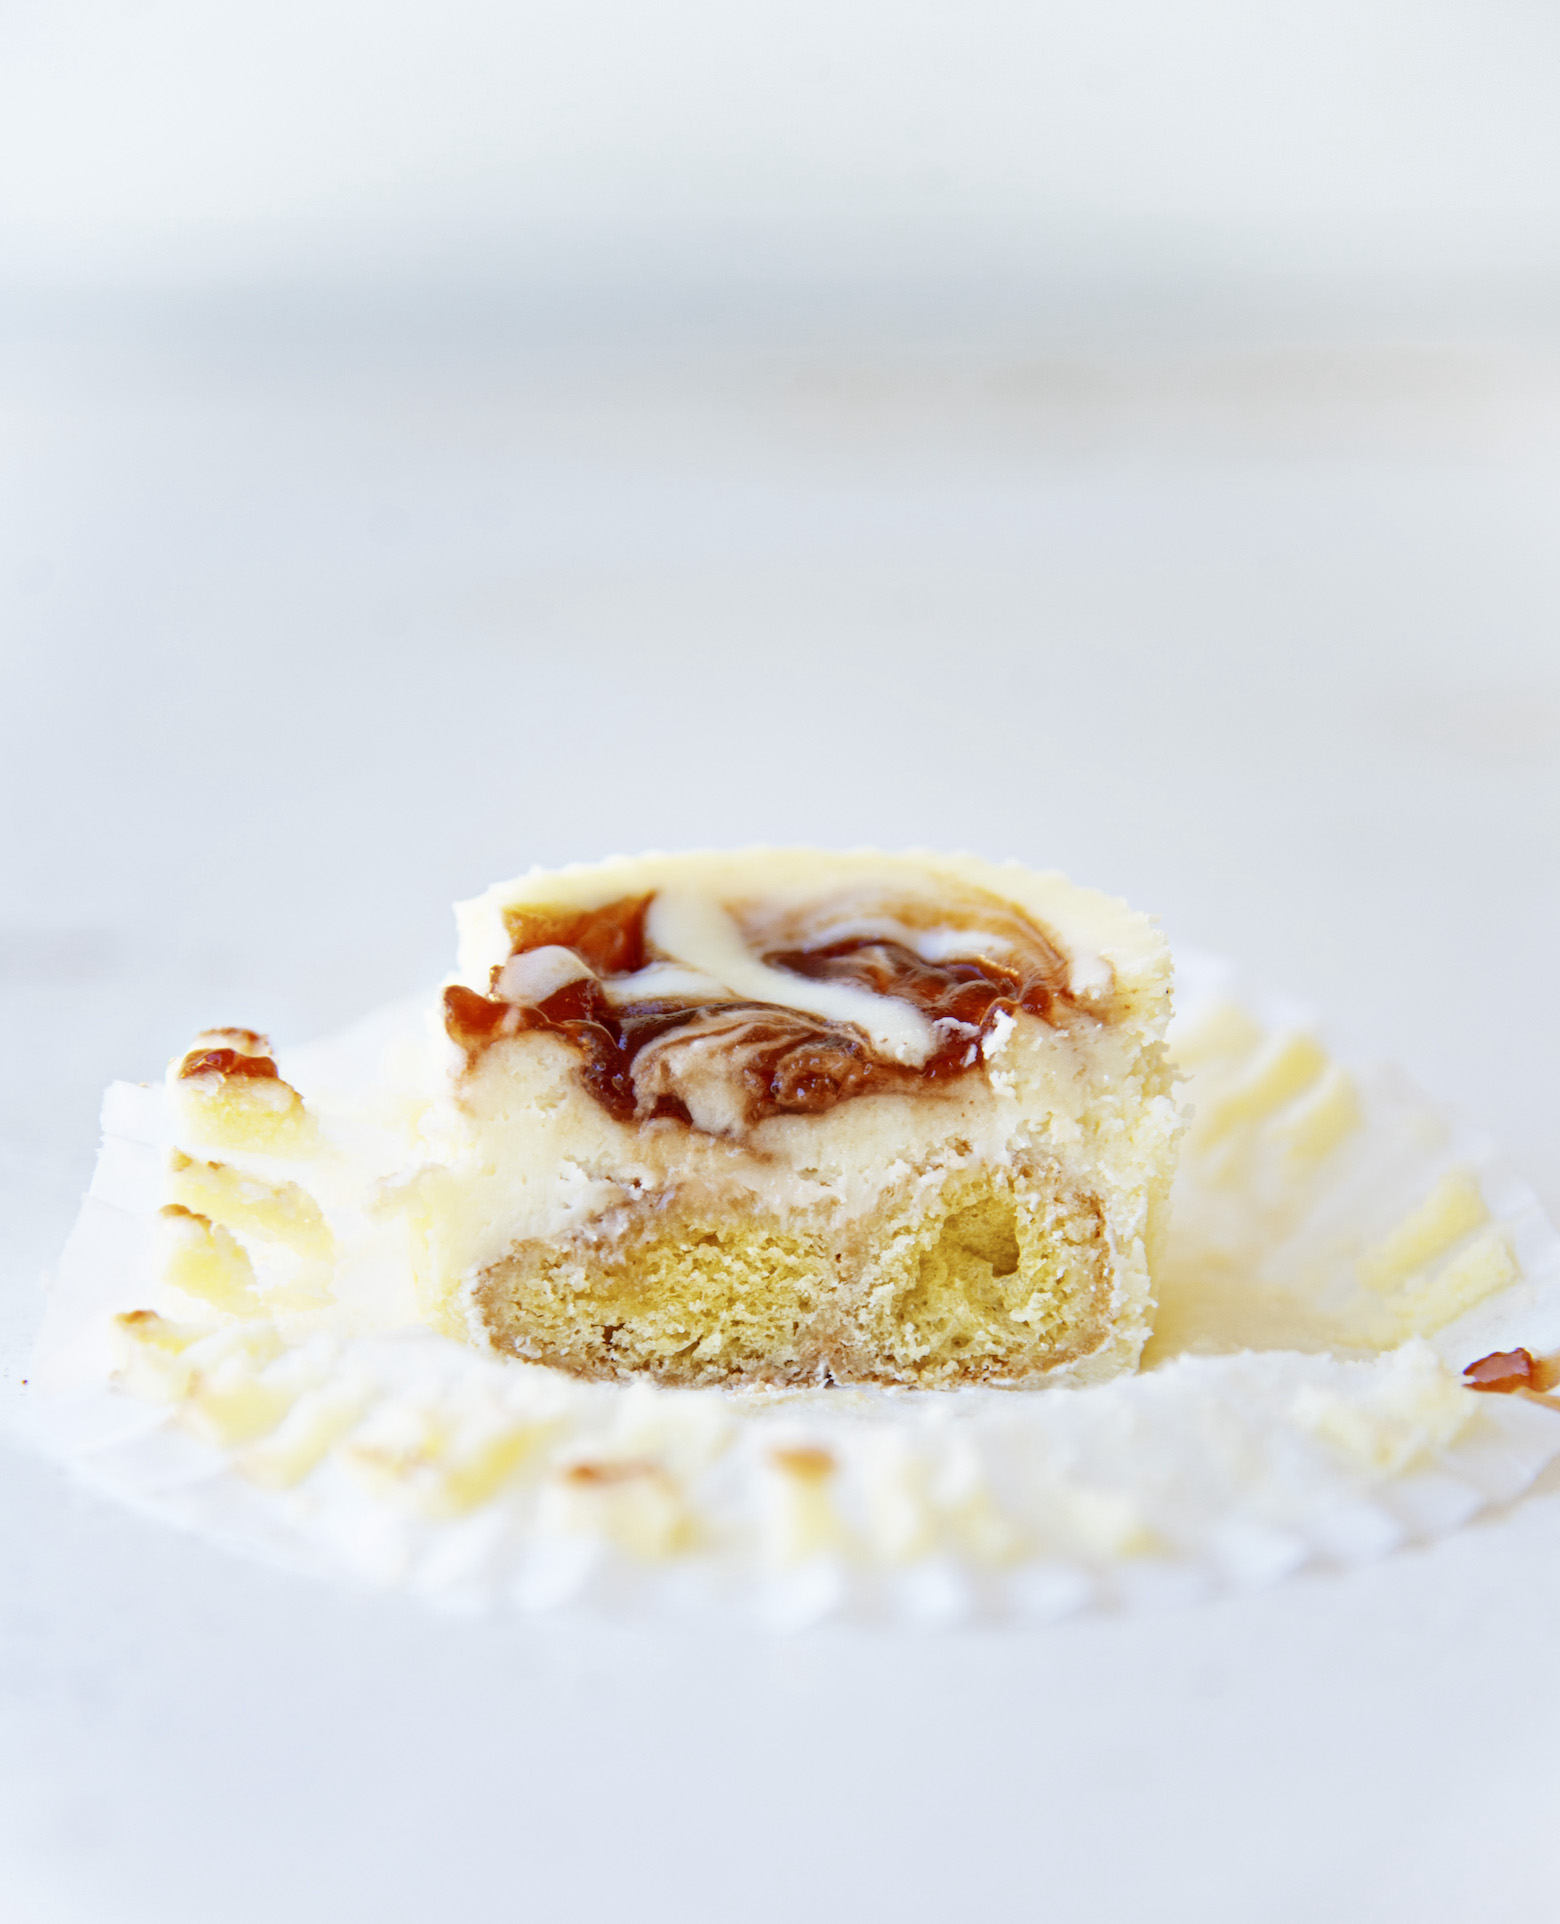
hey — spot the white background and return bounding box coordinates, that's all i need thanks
[3,5,1560,1920]
[5,0,1560,282]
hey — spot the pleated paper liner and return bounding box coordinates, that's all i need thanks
[27,962,1560,1627]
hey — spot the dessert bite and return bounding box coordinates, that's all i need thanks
[412,850,1180,1389]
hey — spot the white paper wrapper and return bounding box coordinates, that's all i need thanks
[26,956,1560,1628]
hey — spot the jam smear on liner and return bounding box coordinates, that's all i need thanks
[1464,1348,1560,1396]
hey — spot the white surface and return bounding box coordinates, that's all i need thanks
[7,0,1560,288]
[4,293,1560,1920]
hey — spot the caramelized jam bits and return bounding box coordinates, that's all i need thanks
[179,1047,281,1081]
[444,984,521,1046]
[178,1028,282,1081]
[500,896,651,978]
[195,1026,271,1054]
[449,889,1090,1131]
[1464,1348,1560,1395]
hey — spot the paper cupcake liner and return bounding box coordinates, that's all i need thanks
[25,957,1560,1628]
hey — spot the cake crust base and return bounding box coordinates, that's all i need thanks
[470,1152,1115,1390]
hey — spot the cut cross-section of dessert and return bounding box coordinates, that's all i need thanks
[408,849,1180,1389]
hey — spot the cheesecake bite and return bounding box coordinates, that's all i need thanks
[406,850,1180,1389]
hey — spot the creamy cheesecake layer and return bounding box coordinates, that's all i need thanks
[397,851,1181,1389]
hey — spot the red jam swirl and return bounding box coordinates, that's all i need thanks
[445,893,1095,1128]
